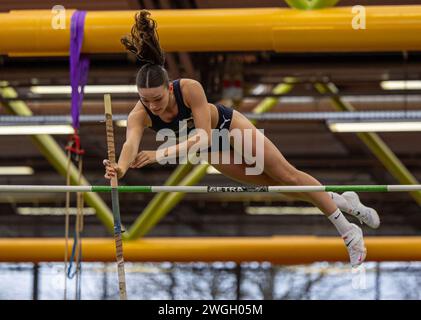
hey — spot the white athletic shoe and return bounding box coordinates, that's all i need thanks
[342,191,380,229]
[342,224,367,268]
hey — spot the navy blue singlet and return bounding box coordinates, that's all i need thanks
[141,79,234,152]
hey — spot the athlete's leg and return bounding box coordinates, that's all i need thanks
[207,151,279,183]
[229,111,337,216]
[204,150,308,203]
[224,111,367,266]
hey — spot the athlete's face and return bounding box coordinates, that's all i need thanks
[138,84,173,115]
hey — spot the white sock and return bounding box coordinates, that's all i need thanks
[329,192,351,214]
[328,208,353,235]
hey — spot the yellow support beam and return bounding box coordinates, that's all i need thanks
[2,6,421,55]
[1,237,421,263]
[126,163,208,239]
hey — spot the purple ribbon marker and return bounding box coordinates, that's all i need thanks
[70,11,90,130]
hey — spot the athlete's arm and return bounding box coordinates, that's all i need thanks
[104,101,147,179]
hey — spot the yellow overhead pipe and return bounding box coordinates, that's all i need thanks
[2,6,421,56]
[2,237,421,264]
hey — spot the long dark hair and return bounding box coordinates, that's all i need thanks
[121,10,169,88]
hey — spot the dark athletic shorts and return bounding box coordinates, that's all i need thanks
[207,104,234,153]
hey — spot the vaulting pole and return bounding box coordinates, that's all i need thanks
[104,94,127,300]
